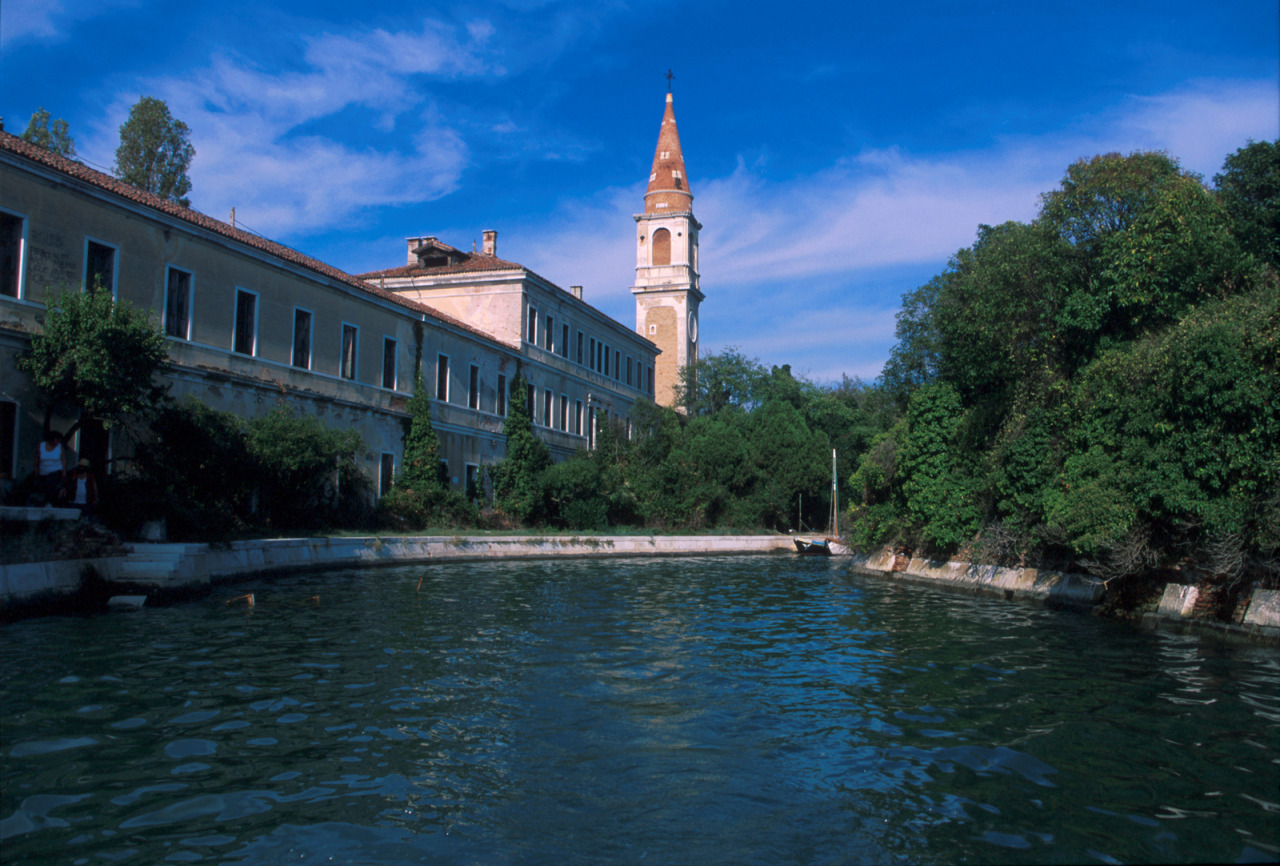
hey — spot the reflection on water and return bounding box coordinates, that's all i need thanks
[1,556,1277,864]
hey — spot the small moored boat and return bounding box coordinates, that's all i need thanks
[793,449,849,556]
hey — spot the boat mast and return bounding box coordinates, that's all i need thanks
[830,448,838,538]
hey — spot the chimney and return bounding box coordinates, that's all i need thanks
[406,237,422,265]
[482,230,497,257]
[571,285,583,300]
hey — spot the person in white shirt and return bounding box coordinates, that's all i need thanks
[34,430,66,506]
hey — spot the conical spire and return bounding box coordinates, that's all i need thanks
[644,92,693,214]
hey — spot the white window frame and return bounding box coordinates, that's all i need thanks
[163,264,193,340]
[379,452,395,498]
[559,394,569,431]
[340,322,359,380]
[436,353,450,402]
[546,315,555,352]
[83,236,118,297]
[382,337,397,390]
[543,389,553,428]
[468,364,480,410]
[292,307,313,369]
[0,207,28,300]
[527,306,538,345]
[233,287,258,356]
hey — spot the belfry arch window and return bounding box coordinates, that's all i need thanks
[652,228,671,266]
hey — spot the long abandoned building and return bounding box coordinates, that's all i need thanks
[0,90,703,499]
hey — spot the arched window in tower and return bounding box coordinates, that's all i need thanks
[652,228,671,266]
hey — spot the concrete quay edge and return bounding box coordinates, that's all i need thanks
[846,547,1105,607]
[1,534,794,612]
[847,546,1280,644]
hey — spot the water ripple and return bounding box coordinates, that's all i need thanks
[0,556,1276,865]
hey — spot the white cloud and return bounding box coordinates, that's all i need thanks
[80,18,495,236]
[0,0,138,46]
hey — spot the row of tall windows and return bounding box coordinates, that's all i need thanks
[432,357,508,418]
[525,300,649,395]
[0,214,404,391]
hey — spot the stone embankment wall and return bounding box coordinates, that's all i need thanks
[0,535,794,612]
[847,546,1104,606]
[849,545,1280,641]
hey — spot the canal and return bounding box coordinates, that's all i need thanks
[1,555,1277,864]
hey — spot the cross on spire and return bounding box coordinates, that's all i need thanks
[666,69,675,92]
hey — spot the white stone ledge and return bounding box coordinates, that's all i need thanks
[850,546,1104,605]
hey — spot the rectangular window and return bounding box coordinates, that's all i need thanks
[577,331,584,365]
[604,344,611,377]
[527,306,537,345]
[468,364,480,410]
[341,323,358,380]
[233,289,257,355]
[0,400,15,481]
[436,354,449,401]
[596,341,604,373]
[546,316,554,352]
[497,373,507,416]
[379,453,395,498]
[575,400,583,436]
[562,324,570,357]
[438,459,450,486]
[382,338,397,389]
[164,266,192,339]
[85,240,116,295]
[614,350,620,380]
[590,337,597,371]
[559,394,568,431]
[292,309,312,369]
[649,366,655,395]
[526,383,535,421]
[0,211,25,298]
[627,356,633,386]
[465,463,479,499]
[543,389,552,427]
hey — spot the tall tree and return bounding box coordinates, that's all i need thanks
[398,370,443,491]
[492,371,550,524]
[114,96,195,207]
[20,107,76,157]
[1214,139,1280,270]
[18,288,168,437]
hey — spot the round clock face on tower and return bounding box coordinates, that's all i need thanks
[688,312,698,343]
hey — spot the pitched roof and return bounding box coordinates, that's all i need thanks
[359,241,525,280]
[0,131,505,348]
[645,92,694,214]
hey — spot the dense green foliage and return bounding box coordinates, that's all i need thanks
[114,400,373,539]
[492,372,552,524]
[853,143,1279,585]
[114,96,195,207]
[20,107,75,157]
[19,288,168,437]
[399,370,442,490]
[378,371,476,529]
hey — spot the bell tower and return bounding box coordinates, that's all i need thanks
[632,87,703,409]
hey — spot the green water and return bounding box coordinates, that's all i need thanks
[1,555,1277,864]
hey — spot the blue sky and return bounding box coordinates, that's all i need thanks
[3,0,1276,383]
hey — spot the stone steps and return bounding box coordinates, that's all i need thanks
[115,544,209,589]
